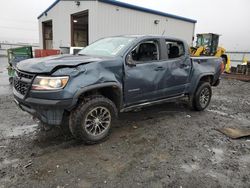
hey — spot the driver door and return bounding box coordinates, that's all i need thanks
[123,39,166,105]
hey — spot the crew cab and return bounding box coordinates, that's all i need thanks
[13,36,223,144]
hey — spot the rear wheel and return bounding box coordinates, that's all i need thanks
[9,77,13,85]
[69,95,117,144]
[221,55,227,66]
[191,82,212,111]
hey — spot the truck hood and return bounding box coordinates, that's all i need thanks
[16,54,103,74]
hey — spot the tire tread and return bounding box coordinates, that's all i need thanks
[69,95,117,144]
[191,82,212,111]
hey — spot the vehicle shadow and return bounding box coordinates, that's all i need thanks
[118,100,190,124]
[32,100,191,149]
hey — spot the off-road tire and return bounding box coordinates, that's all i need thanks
[191,82,212,111]
[69,95,117,144]
[9,77,13,85]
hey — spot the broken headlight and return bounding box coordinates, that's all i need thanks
[32,76,69,90]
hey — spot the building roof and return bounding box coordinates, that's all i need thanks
[38,0,197,23]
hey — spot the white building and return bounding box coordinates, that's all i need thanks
[38,0,197,50]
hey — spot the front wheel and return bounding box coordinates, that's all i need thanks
[191,82,212,111]
[69,95,117,144]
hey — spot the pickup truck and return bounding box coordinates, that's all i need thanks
[13,35,223,144]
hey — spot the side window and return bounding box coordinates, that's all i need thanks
[131,40,160,63]
[166,40,185,59]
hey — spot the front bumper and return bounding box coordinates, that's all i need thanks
[13,88,74,125]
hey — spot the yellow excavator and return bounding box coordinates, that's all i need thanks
[190,33,231,73]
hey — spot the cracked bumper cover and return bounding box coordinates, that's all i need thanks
[13,88,74,125]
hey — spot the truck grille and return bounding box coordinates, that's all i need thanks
[14,70,35,96]
[16,70,34,80]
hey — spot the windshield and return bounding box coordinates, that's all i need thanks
[196,34,212,47]
[78,37,136,57]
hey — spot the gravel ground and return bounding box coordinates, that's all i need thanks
[0,57,250,188]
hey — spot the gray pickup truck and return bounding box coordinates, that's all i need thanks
[13,35,223,144]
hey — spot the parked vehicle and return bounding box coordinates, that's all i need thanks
[13,36,224,144]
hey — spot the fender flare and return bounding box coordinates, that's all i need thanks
[190,73,214,95]
[71,82,123,109]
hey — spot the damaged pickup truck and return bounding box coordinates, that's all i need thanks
[13,36,223,144]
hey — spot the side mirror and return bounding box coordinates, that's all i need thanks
[126,54,136,67]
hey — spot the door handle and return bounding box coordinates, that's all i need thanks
[180,64,189,69]
[154,66,164,71]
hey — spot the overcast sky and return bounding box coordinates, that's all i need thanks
[0,0,249,51]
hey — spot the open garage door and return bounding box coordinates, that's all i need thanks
[42,20,53,49]
[71,11,89,47]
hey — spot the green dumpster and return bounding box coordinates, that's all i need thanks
[7,46,33,84]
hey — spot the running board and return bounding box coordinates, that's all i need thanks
[120,94,185,112]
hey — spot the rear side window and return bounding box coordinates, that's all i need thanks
[131,40,160,63]
[166,40,185,59]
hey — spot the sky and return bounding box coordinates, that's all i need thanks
[0,0,249,51]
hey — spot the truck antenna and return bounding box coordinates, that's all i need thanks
[162,30,166,36]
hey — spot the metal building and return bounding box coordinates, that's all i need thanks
[38,0,197,50]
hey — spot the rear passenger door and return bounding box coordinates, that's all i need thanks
[160,39,192,97]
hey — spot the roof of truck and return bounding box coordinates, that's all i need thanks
[99,35,188,43]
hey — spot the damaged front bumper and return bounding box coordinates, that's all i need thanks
[13,88,73,125]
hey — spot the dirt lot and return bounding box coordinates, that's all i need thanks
[0,57,250,188]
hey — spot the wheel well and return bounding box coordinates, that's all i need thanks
[200,75,213,85]
[221,54,228,65]
[78,86,122,109]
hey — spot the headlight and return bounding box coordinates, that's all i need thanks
[32,76,69,90]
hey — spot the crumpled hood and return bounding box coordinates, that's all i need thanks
[16,54,102,74]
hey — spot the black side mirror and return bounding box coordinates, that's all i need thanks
[126,54,136,67]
